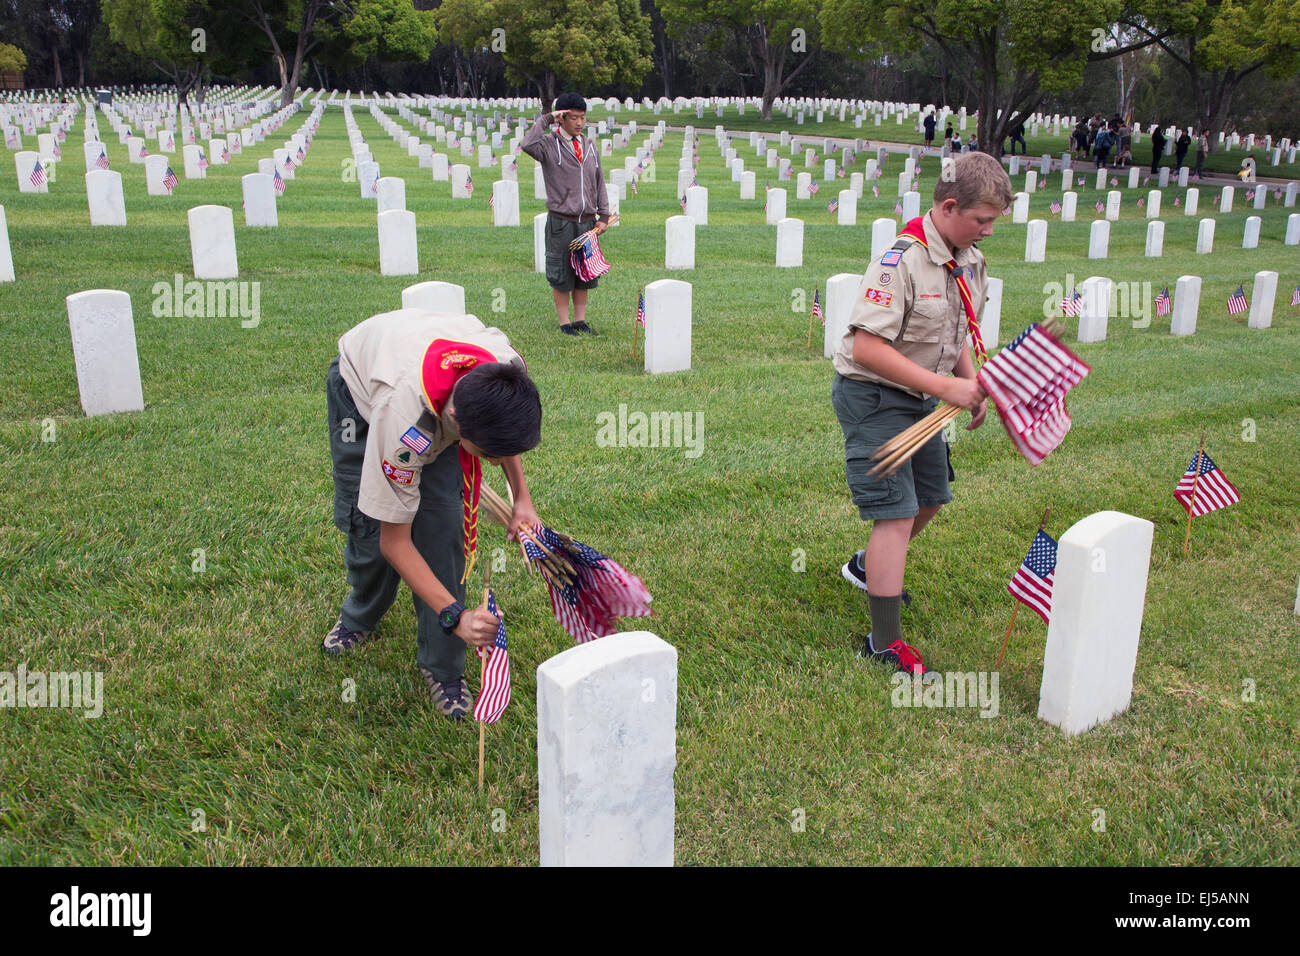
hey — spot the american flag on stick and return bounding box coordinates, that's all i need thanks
[1175,448,1240,518]
[975,321,1092,466]
[1227,284,1249,315]
[1155,285,1172,316]
[162,166,178,192]
[1050,199,1062,214]
[29,160,45,188]
[273,168,286,194]
[95,150,110,171]
[1008,528,1057,625]
[636,287,646,327]
[1061,290,1082,317]
[827,198,838,214]
[473,589,511,724]
[1291,282,1300,307]
[197,150,208,169]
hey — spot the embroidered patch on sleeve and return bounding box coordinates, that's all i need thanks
[381,459,415,485]
[864,288,894,306]
[399,426,431,454]
[879,249,903,267]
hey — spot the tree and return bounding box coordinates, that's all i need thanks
[821,0,1166,156]
[1122,0,1300,149]
[103,0,220,106]
[0,40,26,73]
[656,0,820,119]
[437,0,652,105]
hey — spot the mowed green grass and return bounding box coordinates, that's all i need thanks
[0,102,1297,865]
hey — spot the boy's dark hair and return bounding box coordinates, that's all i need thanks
[453,363,542,457]
[554,92,587,113]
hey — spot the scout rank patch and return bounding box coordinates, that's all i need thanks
[864,288,893,306]
[381,459,415,485]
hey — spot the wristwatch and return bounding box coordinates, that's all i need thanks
[438,600,466,634]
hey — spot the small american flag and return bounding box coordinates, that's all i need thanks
[894,201,902,216]
[139,144,149,157]
[197,150,208,169]
[837,168,845,178]
[466,172,473,196]
[473,589,511,724]
[636,288,646,327]
[1291,282,1300,307]
[221,146,229,161]
[1061,290,1082,317]
[488,193,495,207]
[827,198,839,213]
[1245,190,1254,202]
[162,166,178,191]
[874,167,883,178]
[1110,177,1117,186]
[680,193,687,212]
[1173,196,1180,206]
[1143,176,1150,186]
[1095,199,1104,213]
[808,178,819,195]
[872,185,880,198]
[811,287,823,326]
[284,154,295,170]
[1007,529,1057,624]
[1049,199,1061,214]
[1174,450,1240,516]
[273,169,285,194]
[1137,196,1145,207]
[52,142,61,159]
[976,323,1091,466]
[1227,284,1249,315]
[95,150,110,171]
[29,160,45,188]
[1155,286,1171,316]
[297,145,304,160]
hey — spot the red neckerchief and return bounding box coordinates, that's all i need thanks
[899,216,988,364]
[420,339,499,582]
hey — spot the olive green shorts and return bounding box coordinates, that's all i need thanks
[832,373,955,520]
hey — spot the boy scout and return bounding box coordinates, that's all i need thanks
[323,309,542,719]
[521,93,611,336]
[832,152,1012,674]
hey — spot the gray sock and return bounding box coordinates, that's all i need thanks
[867,594,904,652]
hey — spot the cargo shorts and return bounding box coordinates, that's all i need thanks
[545,213,599,292]
[832,373,955,520]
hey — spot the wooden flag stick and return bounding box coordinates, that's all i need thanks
[997,507,1050,669]
[632,287,640,357]
[1183,434,1206,555]
[806,305,816,347]
[477,563,491,791]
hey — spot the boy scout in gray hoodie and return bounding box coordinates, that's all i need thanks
[521,93,611,336]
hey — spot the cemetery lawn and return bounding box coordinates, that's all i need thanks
[0,106,1297,866]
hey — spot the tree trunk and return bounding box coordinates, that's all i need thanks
[276,52,291,106]
[77,51,85,88]
[760,61,778,120]
[51,41,63,87]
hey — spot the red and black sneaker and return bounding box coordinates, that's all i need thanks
[860,633,928,674]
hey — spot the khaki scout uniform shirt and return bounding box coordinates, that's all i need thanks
[833,211,988,399]
[337,310,524,524]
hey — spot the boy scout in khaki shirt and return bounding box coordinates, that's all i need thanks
[324,310,542,719]
[832,152,1013,674]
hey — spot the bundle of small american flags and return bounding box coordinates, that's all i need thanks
[975,321,1092,466]
[568,215,618,281]
[480,487,652,643]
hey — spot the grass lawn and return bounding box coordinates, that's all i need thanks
[0,98,1297,865]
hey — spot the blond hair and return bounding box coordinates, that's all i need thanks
[933,151,1012,211]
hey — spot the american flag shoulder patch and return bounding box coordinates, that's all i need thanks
[400,426,431,454]
[880,249,903,267]
[864,288,893,306]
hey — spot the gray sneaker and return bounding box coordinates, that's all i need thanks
[322,618,377,655]
[421,669,474,721]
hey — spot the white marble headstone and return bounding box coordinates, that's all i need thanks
[1038,511,1153,736]
[1171,275,1200,336]
[643,280,691,374]
[377,209,418,276]
[775,218,804,267]
[0,206,15,282]
[187,205,238,279]
[1247,271,1277,330]
[86,170,127,226]
[401,281,465,314]
[242,173,277,227]
[665,215,695,271]
[66,289,145,417]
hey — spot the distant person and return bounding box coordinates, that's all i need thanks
[944,123,954,145]
[923,112,936,149]
[1194,130,1210,178]
[520,93,610,336]
[1150,125,1166,172]
[1009,121,1026,155]
[1093,123,1113,169]
[1114,125,1132,168]
[1073,120,1090,159]
[1174,130,1191,168]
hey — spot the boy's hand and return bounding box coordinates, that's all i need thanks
[943,376,986,413]
[507,500,540,541]
[967,398,988,430]
[455,608,501,648]
[552,109,568,123]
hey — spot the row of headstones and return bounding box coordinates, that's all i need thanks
[1019,214,1300,264]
